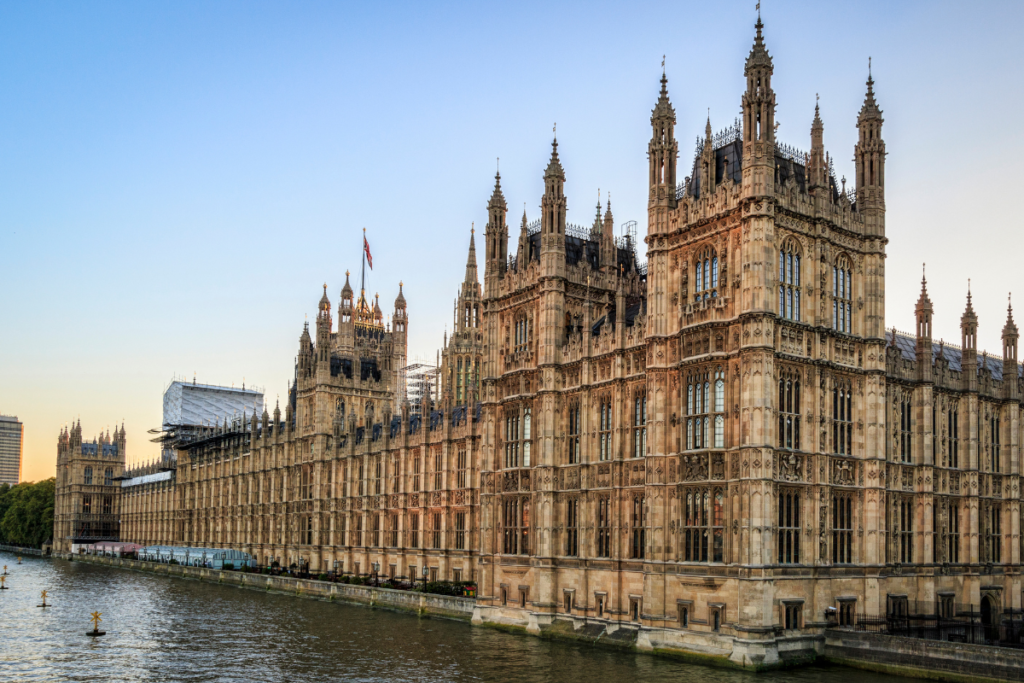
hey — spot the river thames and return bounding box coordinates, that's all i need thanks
[2,550,919,683]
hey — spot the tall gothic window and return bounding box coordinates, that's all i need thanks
[833,493,853,564]
[778,371,801,449]
[514,315,529,353]
[454,511,466,551]
[83,467,93,485]
[565,498,579,557]
[899,392,913,463]
[408,512,419,549]
[945,502,960,564]
[779,243,801,321]
[502,497,529,555]
[990,414,1001,473]
[631,495,646,559]
[456,448,468,489]
[599,399,612,461]
[694,246,719,301]
[948,404,959,468]
[832,256,853,334]
[567,402,581,464]
[682,487,724,563]
[687,368,725,450]
[412,453,421,492]
[505,404,531,468]
[596,496,612,558]
[983,504,1002,563]
[633,392,647,458]
[899,498,914,563]
[832,379,853,456]
[104,468,113,486]
[433,450,443,490]
[778,489,800,564]
[430,512,442,549]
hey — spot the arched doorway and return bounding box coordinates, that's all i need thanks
[981,595,998,643]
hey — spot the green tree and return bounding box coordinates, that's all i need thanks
[0,479,56,548]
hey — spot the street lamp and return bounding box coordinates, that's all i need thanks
[422,565,429,592]
[372,561,380,587]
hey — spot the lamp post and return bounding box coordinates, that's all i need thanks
[372,561,380,587]
[422,565,429,592]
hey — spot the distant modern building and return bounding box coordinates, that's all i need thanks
[0,414,23,485]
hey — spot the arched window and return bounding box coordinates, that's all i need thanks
[686,367,726,450]
[832,255,853,334]
[104,468,113,486]
[567,401,581,464]
[778,370,801,450]
[514,314,529,352]
[779,241,801,321]
[599,399,612,461]
[83,467,93,485]
[832,379,853,455]
[694,246,719,301]
[633,392,647,458]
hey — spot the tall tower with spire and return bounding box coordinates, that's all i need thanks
[648,66,677,237]
[741,14,776,198]
[916,267,934,384]
[855,62,886,237]
[484,169,508,293]
[442,229,485,406]
[540,134,568,278]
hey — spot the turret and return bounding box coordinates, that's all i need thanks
[485,169,508,285]
[855,60,885,236]
[808,96,826,190]
[648,65,678,230]
[540,134,567,277]
[961,284,979,393]
[316,284,331,368]
[298,321,313,379]
[601,195,616,273]
[741,15,776,198]
[915,266,934,382]
[1003,295,1019,400]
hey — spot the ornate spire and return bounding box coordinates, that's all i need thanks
[544,131,565,180]
[744,15,773,75]
[341,270,353,297]
[859,57,882,121]
[1004,293,1018,336]
[652,68,675,121]
[604,191,613,224]
[488,168,506,209]
[962,280,978,324]
[464,226,478,284]
[916,263,932,310]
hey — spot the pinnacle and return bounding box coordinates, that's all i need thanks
[651,71,675,122]
[544,135,565,179]
[745,16,773,75]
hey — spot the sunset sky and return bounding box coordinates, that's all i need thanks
[2,0,1022,482]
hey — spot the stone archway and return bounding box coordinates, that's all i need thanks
[981,595,999,643]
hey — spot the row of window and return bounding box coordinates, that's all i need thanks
[79,467,115,486]
[285,510,470,551]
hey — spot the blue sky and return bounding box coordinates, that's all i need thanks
[2,0,1023,480]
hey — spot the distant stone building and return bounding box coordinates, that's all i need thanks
[0,414,23,485]
[53,421,125,553]
[59,17,1024,666]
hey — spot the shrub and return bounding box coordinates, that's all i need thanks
[222,562,234,571]
[318,573,328,581]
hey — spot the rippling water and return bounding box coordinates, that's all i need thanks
[2,550,915,682]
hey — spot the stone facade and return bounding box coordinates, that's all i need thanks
[59,18,1024,667]
[53,421,125,553]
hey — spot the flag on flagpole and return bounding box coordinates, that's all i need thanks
[364,236,373,270]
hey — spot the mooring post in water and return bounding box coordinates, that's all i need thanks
[87,611,106,637]
[0,576,7,590]
[38,590,49,608]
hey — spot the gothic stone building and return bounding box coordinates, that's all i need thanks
[53,421,126,553]
[70,18,1024,667]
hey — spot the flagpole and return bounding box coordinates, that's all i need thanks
[361,227,366,301]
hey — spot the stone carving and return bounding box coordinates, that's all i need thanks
[778,452,802,482]
[832,458,855,486]
[681,454,708,482]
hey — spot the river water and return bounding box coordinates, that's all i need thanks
[1,550,915,682]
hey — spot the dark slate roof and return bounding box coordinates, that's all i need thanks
[81,443,118,457]
[886,331,1023,380]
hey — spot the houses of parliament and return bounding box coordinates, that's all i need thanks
[55,19,1022,666]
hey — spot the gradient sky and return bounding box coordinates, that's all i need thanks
[3,1,1022,482]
